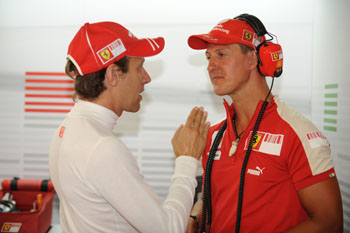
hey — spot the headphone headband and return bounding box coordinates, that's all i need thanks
[234,14,267,37]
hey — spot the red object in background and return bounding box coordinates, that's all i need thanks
[1,179,54,192]
[0,179,55,233]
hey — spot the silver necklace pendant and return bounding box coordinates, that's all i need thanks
[229,139,239,157]
[230,114,243,157]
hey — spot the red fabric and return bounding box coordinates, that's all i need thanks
[1,180,54,192]
[68,22,165,75]
[202,98,335,233]
[0,190,54,233]
[188,19,265,50]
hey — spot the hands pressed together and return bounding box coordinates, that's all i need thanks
[172,107,210,160]
[171,107,210,233]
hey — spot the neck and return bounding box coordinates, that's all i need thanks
[230,77,272,134]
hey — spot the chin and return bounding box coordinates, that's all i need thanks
[130,104,141,113]
[213,87,227,96]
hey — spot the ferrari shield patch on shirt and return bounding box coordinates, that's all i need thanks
[244,131,284,156]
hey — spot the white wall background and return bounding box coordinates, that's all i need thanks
[312,0,350,231]
[0,0,349,231]
[0,0,314,110]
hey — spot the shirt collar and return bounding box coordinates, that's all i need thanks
[69,100,119,130]
[222,96,277,140]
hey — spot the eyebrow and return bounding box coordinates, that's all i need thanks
[215,48,228,52]
[206,48,227,55]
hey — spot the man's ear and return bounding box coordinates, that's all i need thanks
[105,64,125,86]
[249,50,259,70]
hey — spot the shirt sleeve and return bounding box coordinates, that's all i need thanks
[286,128,335,191]
[85,136,198,233]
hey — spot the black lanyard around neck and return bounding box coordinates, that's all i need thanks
[201,100,269,233]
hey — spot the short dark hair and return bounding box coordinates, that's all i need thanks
[65,56,129,101]
[238,43,255,54]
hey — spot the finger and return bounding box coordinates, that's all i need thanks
[203,121,210,139]
[185,107,199,128]
[192,107,204,130]
[199,111,208,135]
[186,219,196,233]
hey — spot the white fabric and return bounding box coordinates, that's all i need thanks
[49,100,198,233]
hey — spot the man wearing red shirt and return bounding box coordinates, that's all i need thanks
[186,14,343,233]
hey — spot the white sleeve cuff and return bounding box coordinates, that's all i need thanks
[172,155,199,180]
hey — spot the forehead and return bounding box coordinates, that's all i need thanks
[129,56,144,63]
[205,43,240,53]
[128,57,145,67]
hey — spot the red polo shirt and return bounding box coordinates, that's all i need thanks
[202,96,335,233]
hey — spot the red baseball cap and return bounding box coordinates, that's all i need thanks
[188,19,265,50]
[67,22,165,76]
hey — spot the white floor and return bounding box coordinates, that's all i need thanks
[49,194,62,233]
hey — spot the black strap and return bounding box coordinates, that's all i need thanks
[10,177,19,191]
[234,13,267,36]
[235,101,269,233]
[41,179,50,191]
[201,120,228,233]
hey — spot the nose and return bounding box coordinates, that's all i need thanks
[141,68,151,84]
[207,57,218,73]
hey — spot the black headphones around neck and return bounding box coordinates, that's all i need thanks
[234,13,283,78]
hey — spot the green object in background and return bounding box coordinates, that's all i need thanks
[323,84,338,132]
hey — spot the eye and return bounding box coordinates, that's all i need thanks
[205,52,210,60]
[139,59,145,71]
[218,52,225,57]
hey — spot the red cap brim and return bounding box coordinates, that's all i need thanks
[188,34,239,50]
[188,19,266,50]
[128,37,165,57]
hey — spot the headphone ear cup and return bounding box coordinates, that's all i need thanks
[257,42,283,77]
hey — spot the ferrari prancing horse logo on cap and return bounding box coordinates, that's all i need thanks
[97,39,127,65]
[245,32,252,41]
[100,49,111,60]
[243,30,253,42]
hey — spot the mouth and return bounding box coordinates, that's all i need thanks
[210,75,223,82]
[139,90,144,100]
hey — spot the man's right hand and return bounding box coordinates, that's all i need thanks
[172,107,210,160]
[186,199,203,233]
[187,217,199,233]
